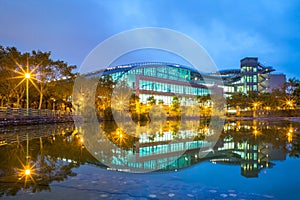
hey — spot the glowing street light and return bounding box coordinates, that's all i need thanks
[284,98,295,110]
[25,73,31,79]
[24,168,31,176]
[286,101,294,109]
[13,59,40,115]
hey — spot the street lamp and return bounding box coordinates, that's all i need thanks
[284,99,295,110]
[25,72,31,115]
[12,59,40,115]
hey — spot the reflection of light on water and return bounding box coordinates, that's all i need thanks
[111,127,128,146]
[80,137,84,143]
[252,125,261,137]
[17,162,37,187]
[16,132,37,187]
[287,125,294,143]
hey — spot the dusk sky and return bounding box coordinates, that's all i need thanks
[1,0,299,78]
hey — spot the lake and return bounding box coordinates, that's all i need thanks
[0,118,300,199]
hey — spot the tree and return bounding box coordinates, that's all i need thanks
[294,85,300,106]
[147,95,156,105]
[0,46,76,109]
[285,77,299,95]
[270,89,287,109]
[158,99,164,105]
[46,78,75,109]
[227,93,249,110]
[95,75,116,112]
[0,47,28,107]
[170,96,181,117]
[197,94,211,107]
[31,50,76,109]
[129,93,140,120]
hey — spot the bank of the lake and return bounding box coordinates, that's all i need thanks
[0,115,81,126]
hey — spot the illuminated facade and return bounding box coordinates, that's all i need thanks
[86,57,286,103]
[217,57,286,95]
[88,62,220,105]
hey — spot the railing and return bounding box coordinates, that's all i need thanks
[0,107,76,117]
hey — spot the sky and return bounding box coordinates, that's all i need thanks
[0,0,299,78]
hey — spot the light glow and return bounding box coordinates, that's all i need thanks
[25,73,31,79]
[25,169,31,175]
[11,59,41,94]
[17,162,37,187]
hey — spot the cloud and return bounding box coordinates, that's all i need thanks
[0,0,299,77]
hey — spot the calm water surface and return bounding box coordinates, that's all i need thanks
[1,119,300,199]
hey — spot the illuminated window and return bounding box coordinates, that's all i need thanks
[253,85,258,91]
[253,75,257,82]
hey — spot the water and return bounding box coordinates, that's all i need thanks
[1,119,300,199]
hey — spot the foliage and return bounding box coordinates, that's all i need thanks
[226,85,300,112]
[0,45,77,108]
[146,95,156,105]
[95,75,117,116]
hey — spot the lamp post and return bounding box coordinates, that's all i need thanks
[25,72,31,116]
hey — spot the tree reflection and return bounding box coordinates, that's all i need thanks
[102,120,139,150]
[0,124,99,197]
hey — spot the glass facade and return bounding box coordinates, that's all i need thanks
[110,65,192,83]
[139,79,208,96]
[104,64,211,105]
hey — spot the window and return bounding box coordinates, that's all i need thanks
[253,75,257,82]
[253,85,258,91]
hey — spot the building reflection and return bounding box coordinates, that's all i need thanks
[94,119,217,172]
[82,119,297,176]
[216,120,292,178]
[0,120,299,197]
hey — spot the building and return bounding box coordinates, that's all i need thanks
[87,62,222,105]
[85,57,286,104]
[217,57,286,95]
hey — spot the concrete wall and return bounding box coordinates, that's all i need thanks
[265,74,286,93]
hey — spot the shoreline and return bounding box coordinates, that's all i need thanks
[225,116,300,122]
[1,114,300,127]
[0,115,81,126]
